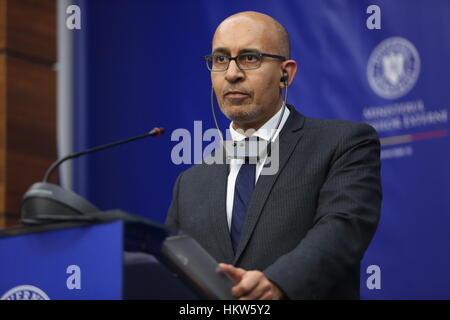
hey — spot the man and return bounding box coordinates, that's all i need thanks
[166,11,382,300]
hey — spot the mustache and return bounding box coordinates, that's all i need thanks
[223,86,251,96]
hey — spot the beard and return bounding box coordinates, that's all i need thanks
[219,100,263,125]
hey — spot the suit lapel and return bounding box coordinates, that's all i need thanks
[233,106,306,264]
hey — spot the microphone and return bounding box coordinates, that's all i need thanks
[43,127,164,182]
[21,127,165,225]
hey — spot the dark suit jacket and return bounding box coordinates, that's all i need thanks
[166,105,382,299]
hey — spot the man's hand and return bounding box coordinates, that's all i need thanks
[219,263,284,300]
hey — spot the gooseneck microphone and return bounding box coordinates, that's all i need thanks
[43,127,164,182]
[21,127,165,224]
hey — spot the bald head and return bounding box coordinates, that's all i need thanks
[213,11,291,59]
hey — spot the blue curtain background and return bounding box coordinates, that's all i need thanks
[71,0,450,299]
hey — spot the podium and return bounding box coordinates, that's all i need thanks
[0,215,235,300]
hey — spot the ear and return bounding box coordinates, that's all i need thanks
[280,59,298,88]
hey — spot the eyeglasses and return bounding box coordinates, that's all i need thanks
[204,52,286,71]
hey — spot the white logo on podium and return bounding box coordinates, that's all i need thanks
[1,285,50,300]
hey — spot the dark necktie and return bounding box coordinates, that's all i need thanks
[230,159,256,253]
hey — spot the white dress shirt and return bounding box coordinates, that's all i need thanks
[226,105,290,229]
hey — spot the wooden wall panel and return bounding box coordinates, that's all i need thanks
[0,0,6,50]
[5,55,56,222]
[0,54,5,228]
[0,0,56,228]
[5,0,56,62]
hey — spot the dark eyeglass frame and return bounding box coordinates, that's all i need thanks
[204,52,286,71]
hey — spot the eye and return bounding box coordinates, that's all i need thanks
[241,53,261,65]
[246,54,257,61]
[214,55,228,64]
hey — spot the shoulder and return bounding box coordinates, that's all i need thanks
[305,117,377,136]
[179,162,210,178]
[174,161,222,187]
[301,116,380,147]
[288,106,379,143]
[288,115,381,165]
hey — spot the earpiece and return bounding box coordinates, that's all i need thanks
[280,72,289,84]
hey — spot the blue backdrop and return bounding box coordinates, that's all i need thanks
[70,0,450,299]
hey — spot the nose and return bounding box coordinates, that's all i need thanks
[224,59,244,83]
